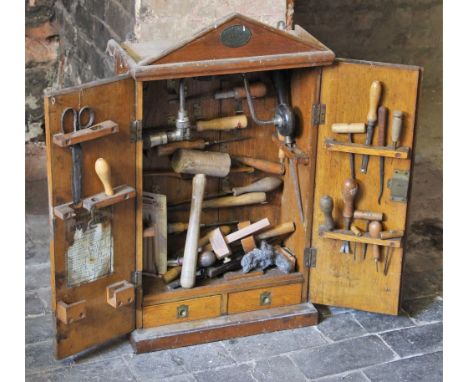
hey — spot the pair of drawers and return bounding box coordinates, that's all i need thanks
[143,283,302,328]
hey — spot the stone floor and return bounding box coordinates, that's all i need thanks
[25,88,442,381]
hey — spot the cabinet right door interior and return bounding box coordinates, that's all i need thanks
[309,59,422,315]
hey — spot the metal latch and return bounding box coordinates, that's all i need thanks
[387,170,410,202]
[312,104,326,125]
[304,247,317,268]
[130,120,143,142]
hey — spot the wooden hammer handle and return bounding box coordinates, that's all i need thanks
[232,177,283,196]
[156,139,206,156]
[180,174,206,289]
[331,123,366,134]
[232,155,285,175]
[196,115,248,131]
[256,222,295,240]
[353,210,384,221]
[202,192,267,209]
[225,218,270,244]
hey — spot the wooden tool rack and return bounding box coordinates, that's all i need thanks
[44,13,421,359]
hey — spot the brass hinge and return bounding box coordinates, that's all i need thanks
[312,104,326,125]
[304,247,317,268]
[131,271,143,287]
[130,120,143,142]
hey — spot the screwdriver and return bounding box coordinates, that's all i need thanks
[369,221,382,272]
[377,106,388,204]
[156,136,250,156]
[340,178,359,254]
[391,111,403,149]
[361,81,382,173]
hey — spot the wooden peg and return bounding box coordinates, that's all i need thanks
[95,158,114,196]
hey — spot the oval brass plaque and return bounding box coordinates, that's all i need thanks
[220,24,252,48]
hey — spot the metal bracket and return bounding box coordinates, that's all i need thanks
[131,271,143,288]
[387,170,410,202]
[130,120,143,142]
[312,104,326,125]
[304,247,317,268]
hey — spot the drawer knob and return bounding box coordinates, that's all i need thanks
[260,291,272,306]
[177,304,189,318]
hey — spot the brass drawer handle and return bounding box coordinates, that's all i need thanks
[177,304,189,318]
[260,291,272,306]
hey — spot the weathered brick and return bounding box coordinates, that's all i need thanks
[364,351,442,382]
[380,322,442,357]
[222,325,327,362]
[317,313,367,341]
[290,335,395,379]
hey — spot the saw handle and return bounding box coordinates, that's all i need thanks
[196,115,248,131]
[367,81,382,123]
[95,158,114,196]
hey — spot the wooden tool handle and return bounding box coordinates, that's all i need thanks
[162,266,182,284]
[391,110,403,145]
[232,155,285,175]
[342,178,359,219]
[369,221,382,261]
[171,149,231,177]
[354,210,383,221]
[380,230,404,239]
[377,106,388,146]
[202,192,267,209]
[167,222,189,234]
[95,158,114,196]
[256,222,295,240]
[235,82,268,98]
[331,123,366,134]
[319,195,335,231]
[225,218,270,244]
[232,177,283,196]
[277,133,286,163]
[350,224,362,236]
[156,139,206,156]
[367,81,382,123]
[196,115,248,131]
[180,174,206,289]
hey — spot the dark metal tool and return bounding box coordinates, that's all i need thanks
[377,106,388,204]
[361,81,382,173]
[60,106,96,205]
[155,136,251,156]
[348,133,355,179]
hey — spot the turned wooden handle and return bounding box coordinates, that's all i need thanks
[277,133,286,163]
[181,174,206,289]
[196,115,248,131]
[367,81,382,123]
[162,266,182,284]
[232,155,284,175]
[391,110,403,146]
[234,82,268,98]
[319,195,335,231]
[342,178,359,219]
[380,230,404,239]
[232,177,283,196]
[353,210,384,221]
[256,222,295,240]
[95,158,114,196]
[369,221,382,261]
[331,123,366,134]
[202,192,267,209]
[377,106,388,146]
[199,226,231,249]
[350,224,362,236]
[156,139,206,156]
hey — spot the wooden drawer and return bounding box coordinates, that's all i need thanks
[143,295,222,328]
[227,283,302,314]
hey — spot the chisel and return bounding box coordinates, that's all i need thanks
[361,81,382,173]
[155,136,250,156]
[377,106,388,204]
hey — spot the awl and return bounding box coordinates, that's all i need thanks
[361,81,382,173]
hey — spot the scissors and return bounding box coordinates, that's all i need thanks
[60,106,96,205]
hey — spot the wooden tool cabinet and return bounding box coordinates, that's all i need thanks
[44,14,422,359]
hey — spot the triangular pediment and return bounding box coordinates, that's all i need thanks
[138,13,332,66]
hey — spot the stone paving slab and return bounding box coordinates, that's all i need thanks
[379,322,442,357]
[25,264,50,291]
[402,296,443,324]
[315,370,370,382]
[26,291,48,316]
[352,310,415,333]
[289,335,396,380]
[193,363,256,382]
[363,351,443,382]
[26,314,53,344]
[250,355,307,382]
[316,313,368,341]
[222,325,327,362]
